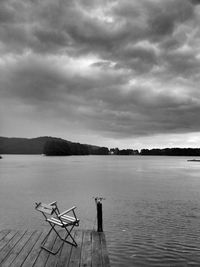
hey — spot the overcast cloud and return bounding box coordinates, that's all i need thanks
[1,0,200,149]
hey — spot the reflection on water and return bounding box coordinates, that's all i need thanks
[1,155,200,266]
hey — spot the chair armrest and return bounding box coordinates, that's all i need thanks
[49,201,57,206]
[58,206,76,217]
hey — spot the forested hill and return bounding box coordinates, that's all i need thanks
[0,137,109,155]
[0,136,53,154]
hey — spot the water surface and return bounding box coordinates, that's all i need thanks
[1,155,200,266]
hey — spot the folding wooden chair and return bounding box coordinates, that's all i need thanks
[35,201,80,255]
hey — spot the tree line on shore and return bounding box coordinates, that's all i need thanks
[0,136,140,156]
[1,136,200,156]
[44,140,140,155]
[140,148,200,156]
[44,139,109,155]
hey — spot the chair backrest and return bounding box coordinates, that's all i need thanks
[35,202,57,216]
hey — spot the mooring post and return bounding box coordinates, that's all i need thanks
[95,197,104,232]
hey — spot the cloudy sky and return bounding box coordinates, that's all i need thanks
[1,0,200,149]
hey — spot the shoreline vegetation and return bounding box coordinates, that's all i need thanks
[1,136,200,156]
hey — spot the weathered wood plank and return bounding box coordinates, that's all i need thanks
[10,230,42,267]
[20,230,47,267]
[0,230,26,264]
[68,230,83,267]
[33,230,57,267]
[91,232,102,267]
[100,233,110,267]
[0,230,17,252]
[56,231,74,267]
[1,230,33,267]
[0,229,110,267]
[80,230,92,267]
[45,234,63,267]
[0,230,10,242]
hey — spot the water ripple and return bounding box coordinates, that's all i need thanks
[106,199,200,266]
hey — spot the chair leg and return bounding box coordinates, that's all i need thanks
[41,243,64,255]
[61,225,78,247]
[41,227,53,248]
[41,224,78,254]
[41,224,64,255]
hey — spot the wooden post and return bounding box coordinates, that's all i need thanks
[95,197,103,232]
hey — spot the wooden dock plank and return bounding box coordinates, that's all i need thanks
[45,234,63,267]
[100,233,110,267]
[0,229,110,267]
[10,230,43,267]
[91,232,102,267]
[80,230,92,267]
[56,231,74,267]
[33,230,57,267]
[0,230,26,265]
[0,230,17,252]
[1,230,33,267]
[20,230,47,267]
[67,230,83,267]
[0,230,10,242]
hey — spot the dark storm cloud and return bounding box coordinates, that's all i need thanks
[0,53,128,113]
[190,0,200,5]
[1,0,200,141]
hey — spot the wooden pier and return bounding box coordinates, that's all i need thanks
[0,229,110,267]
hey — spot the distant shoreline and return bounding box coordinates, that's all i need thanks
[1,136,200,156]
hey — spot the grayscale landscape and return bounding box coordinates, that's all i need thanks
[1,1,200,266]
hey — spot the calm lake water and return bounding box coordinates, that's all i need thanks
[1,155,200,266]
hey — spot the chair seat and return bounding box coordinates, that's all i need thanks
[47,217,72,226]
[61,214,79,223]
